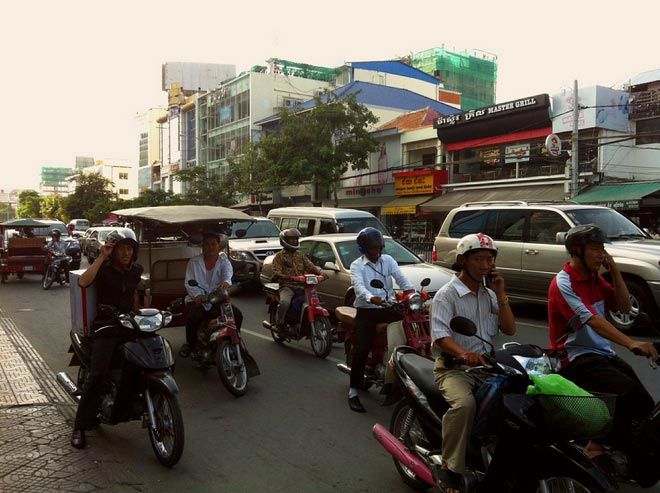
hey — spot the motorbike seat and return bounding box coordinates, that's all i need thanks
[400,353,449,414]
[335,306,356,326]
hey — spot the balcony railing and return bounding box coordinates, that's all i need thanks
[629,89,660,119]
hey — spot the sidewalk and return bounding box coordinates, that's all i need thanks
[0,308,123,492]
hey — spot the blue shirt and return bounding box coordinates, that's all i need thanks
[349,254,413,309]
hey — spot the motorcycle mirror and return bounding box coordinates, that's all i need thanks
[188,279,199,287]
[449,316,477,337]
[370,279,384,289]
[420,277,431,287]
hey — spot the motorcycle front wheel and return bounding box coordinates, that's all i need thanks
[216,340,248,396]
[269,304,286,344]
[309,316,333,358]
[390,401,433,491]
[535,477,593,492]
[147,388,184,468]
[42,268,55,290]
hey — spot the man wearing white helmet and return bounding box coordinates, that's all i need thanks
[430,232,516,492]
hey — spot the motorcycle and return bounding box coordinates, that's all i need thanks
[56,300,185,467]
[183,280,260,397]
[335,278,433,389]
[373,316,616,492]
[42,249,71,290]
[262,274,333,359]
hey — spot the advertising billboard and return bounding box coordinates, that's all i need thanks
[552,86,630,133]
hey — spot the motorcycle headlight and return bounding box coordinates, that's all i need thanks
[134,313,163,332]
[407,292,423,312]
[229,250,252,261]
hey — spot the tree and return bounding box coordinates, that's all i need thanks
[173,166,236,207]
[63,172,116,220]
[124,189,180,208]
[226,140,276,215]
[40,194,65,220]
[269,91,379,206]
[0,202,16,221]
[17,190,41,218]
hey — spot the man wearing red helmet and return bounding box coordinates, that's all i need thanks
[431,233,516,492]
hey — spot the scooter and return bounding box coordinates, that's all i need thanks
[42,249,71,290]
[262,274,333,359]
[335,278,433,389]
[185,280,260,397]
[56,300,185,468]
[373,316,614,492]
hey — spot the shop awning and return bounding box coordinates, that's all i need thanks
[328,196,394,209]
[381,195,434,215]
[420,184,565,212]
[573,181,660,211]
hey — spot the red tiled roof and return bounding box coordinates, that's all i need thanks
[377,107,441,132]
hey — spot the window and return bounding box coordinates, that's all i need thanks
[319,220,337,234]
[448,210,490,238]
[528,211,569,244]
[280,218,298,230]
[491,210,527,242]
[298,219,316,237]
[118,172,129,180]
[299,241,315,256]
[119,188,129,195]
[309,242,335,267]
[636,118,660,145]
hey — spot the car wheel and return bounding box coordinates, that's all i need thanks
[608,279,655,333]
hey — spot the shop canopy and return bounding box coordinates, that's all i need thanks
[381,195,434,215]
[573,181,660,211]
[420,184,565,212]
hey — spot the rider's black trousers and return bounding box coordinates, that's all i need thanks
[560,353,654,447]
[350,307,402,390]
[73,331,130,431]
[184,303,244,347]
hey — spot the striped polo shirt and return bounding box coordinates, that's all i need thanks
[548,262,616,361]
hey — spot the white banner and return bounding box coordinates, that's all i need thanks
[505,143,530,163]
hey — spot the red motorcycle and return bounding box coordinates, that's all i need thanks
[262,274,333,359]
[185,280,260,397]
[335,278,433,388]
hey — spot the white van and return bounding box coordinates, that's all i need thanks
[267,207,388,237]
[67,218,91,232]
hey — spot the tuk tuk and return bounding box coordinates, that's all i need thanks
[0,218,48,283]
[111,205,257,314]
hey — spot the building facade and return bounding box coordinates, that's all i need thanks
[40,167,74,196]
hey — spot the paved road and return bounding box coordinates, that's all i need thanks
[1,272,658,492]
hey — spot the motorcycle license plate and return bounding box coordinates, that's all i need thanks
[306,276,318,285]
[23,266,34,271]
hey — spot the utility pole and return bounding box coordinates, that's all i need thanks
[570,80,579,198]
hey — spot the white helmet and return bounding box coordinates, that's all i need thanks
[456,233,498,260]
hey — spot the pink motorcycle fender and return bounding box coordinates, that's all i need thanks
[372,423,435,487]
[214,325,240,345]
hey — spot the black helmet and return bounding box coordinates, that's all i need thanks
[279,228,301,251]
[107,229,139,262]
[356,227,385,254]
[565,224,609,255]
[50,229,61,238]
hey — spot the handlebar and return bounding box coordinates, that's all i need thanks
[631,341,660,367]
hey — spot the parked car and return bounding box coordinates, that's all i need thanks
[228,217,282,265]
[267,207,389,237]
[261,233,455,314]
[433,200,660,332]
[86,227,133,264]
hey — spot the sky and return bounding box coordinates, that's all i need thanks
[2,0,658,192]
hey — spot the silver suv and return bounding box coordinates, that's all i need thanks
[433,200,660,332]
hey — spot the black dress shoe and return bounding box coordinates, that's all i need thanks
[70,429,86,449]
[348,396,366,413]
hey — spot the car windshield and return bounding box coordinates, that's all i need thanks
[33,223,68,237]
[335,238,421,269]
[230,220,279,239]
[99,230,112,241]
[336,218,389,234]
[566,208,648,239]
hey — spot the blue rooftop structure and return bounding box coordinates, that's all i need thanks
[348,60,440,85]
[256,81,462,126]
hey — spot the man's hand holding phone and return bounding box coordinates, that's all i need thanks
[100,238,115,259]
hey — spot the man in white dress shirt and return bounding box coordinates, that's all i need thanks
[430,233,516,493]
[348,227,414,413]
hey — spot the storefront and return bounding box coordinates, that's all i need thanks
[381,170,447,241]
[323,183,396,216]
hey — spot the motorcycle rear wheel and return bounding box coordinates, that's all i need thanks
[390,400,432,491]
[269,305,286,344]
[42,268,54,290]
[216,340,248,396]
[147,388,184,468]
[310,316,332,359]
